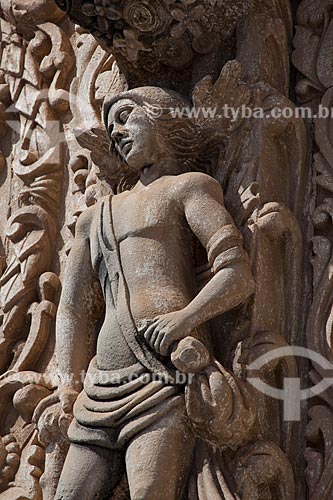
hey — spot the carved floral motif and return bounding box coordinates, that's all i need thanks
[55,0,254,85]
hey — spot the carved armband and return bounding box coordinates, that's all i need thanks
[207,225,248,274]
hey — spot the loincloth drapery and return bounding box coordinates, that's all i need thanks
[68,356,184,450]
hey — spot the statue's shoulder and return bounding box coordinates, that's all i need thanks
[174,172,224,199]
[75,196,110,239]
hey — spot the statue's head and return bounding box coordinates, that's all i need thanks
[103,87,215,180]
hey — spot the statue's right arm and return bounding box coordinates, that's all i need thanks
[56,206,102,391]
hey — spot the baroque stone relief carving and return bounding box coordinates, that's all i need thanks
[293,1,333,499]
[0,1,74,499]
[55,0,254,89]
[49,0,304,500]
[0,2,73,374]
[54,80,299,500]
[0,0,315,499]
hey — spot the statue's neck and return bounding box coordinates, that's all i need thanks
[135,161,183,189]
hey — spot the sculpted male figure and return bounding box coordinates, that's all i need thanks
[55,87,255,500]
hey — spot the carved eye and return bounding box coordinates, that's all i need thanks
[117,107,132,124]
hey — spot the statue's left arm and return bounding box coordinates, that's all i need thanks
[143,173,255,356]
[182,173,255,326]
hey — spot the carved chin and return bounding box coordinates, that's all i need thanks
[125,155,144,173]
[121,144,144,169]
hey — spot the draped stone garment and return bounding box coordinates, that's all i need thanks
[68,357,183,450]
[68,196,184,450]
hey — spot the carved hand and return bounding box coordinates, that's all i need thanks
[249,202,300,242]
[141,311,193,357]
[31,386,78,446]
[32,386,78,424]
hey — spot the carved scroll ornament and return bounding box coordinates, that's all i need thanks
[293,2,333,499]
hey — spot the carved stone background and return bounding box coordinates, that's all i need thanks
[0,0,329,499]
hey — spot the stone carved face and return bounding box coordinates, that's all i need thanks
[104,87,217,185]
[107,98,174,172]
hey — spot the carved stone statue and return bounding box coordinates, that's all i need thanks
[0,1,313,498]
[54,86,256,499]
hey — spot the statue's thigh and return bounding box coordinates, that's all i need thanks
[126,407,195,500]
[55,443,125,500]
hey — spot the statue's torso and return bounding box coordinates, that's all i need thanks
[96,174,201,370]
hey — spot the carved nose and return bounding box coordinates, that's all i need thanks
[111,127,123,144]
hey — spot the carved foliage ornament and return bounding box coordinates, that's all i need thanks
[55,0,254,71]
[293,1,333,498]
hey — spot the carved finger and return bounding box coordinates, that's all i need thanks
[149,327,161,348]
[258,202,283,217]
[153,330,167,355]
[159,337,172,357]
[59,389,78,413]
[143,321,160,342]
[32,392,60,423]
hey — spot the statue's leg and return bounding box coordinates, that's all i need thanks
[126,405,195,500]
[55,442,125,500]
